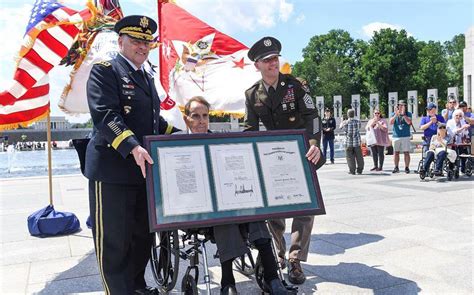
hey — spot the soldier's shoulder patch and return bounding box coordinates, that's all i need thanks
[95,61,111,67]
[303,93,315,109]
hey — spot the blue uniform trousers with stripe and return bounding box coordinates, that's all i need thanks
[88,181,153,294]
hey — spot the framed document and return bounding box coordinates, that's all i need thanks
[144,130,325,232]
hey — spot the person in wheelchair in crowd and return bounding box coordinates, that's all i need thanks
[180,96,289,295]
[419,102,445,154]
[447,109,471,173]
[421,123,456,176]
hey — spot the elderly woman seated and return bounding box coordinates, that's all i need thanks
[422,123,456,175]
[180,96,288,295]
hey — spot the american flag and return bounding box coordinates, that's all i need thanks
[0,0,91,130]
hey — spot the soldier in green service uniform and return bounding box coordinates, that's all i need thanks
[245,36,325,285]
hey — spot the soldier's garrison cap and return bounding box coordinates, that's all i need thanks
[114,15,157,42]
[248,36,282,62]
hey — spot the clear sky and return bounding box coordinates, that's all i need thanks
[0,0,472,121]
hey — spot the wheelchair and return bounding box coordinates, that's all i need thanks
[451,141,473,178]
[150,226,299,294]
[418,140,457,181]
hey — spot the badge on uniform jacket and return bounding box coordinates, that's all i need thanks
[289,116,296,122]
[283,88,295,104]
[121,77,131,83]
[122,84,135,89]
[124,106,132,114]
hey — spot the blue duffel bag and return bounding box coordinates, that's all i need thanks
[27,204,81,237]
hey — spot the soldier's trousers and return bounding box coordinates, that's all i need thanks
[268,216,314,261]
[88,180,153,295]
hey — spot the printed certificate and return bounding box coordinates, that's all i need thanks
[257,141,311,206]
[209,143,264,211]
[157,145,213,216]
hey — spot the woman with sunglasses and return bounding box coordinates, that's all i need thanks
[422,123,456,175]
[366,109,390,171]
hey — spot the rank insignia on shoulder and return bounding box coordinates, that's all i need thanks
[303,93,315,109]
[302,84,310,93]
[95,61,111,67]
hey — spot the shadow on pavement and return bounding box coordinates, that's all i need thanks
[36,251,103,294]
[306,262,421,294]
[310,232,384,255]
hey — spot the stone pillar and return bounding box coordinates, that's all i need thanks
[333,95,342,119]
[369,93,379,117]
[351,94,361,119]
[447,87,459,102]
[388,92,398,116]
[427,89,438,107]
[230,115,239,130]
[315,96,324,118]
[407,90,418,118]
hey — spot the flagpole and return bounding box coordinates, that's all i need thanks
[46,112,53,205]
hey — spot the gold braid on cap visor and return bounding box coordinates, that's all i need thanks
[120,27,153,41]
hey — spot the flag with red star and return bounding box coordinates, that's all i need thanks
[158,1,261,116]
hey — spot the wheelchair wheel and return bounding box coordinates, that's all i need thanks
[255,255,270,293]
[419,169,426,180]
[233,250,256,276]
[181,272,198,295]
[447,170,453,181]
[465,160,472,177]
[151,230,180,292]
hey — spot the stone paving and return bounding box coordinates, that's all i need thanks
[1,153,472,294]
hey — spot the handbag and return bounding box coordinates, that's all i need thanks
[366,128,377,146]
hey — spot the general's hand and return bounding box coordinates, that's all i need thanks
[306,145,321,165]
[430,116,437,123]
[131,146,154,178]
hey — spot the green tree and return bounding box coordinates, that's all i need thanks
[413,41,449,112]
[293,29,366,111]
[444,34,465,100]
[359,29,419,114]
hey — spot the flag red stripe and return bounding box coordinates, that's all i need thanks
[59,23,79,38]
[14,68,37,90]
[62,7,77,16]
[0,91,16,106]
[18,84,50,101]
[37,29,69,58]
[23,49,54,73]
[0,104,49,125]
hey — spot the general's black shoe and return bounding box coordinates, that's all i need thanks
[288,259,306,285]
[134,287,159,295]
[405,167,410,174]
[266,278,288,295]
[221,284,238,295]
[392,167,399,173]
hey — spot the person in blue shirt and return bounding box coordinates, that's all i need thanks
[389,100,413,173]
[441,96,457,121]
[419,102,445,153]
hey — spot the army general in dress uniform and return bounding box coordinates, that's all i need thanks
[84,15,178,295]
[245,36,325,285]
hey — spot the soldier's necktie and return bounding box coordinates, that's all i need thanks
[268,86,275,97]
[137,69,148,86]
